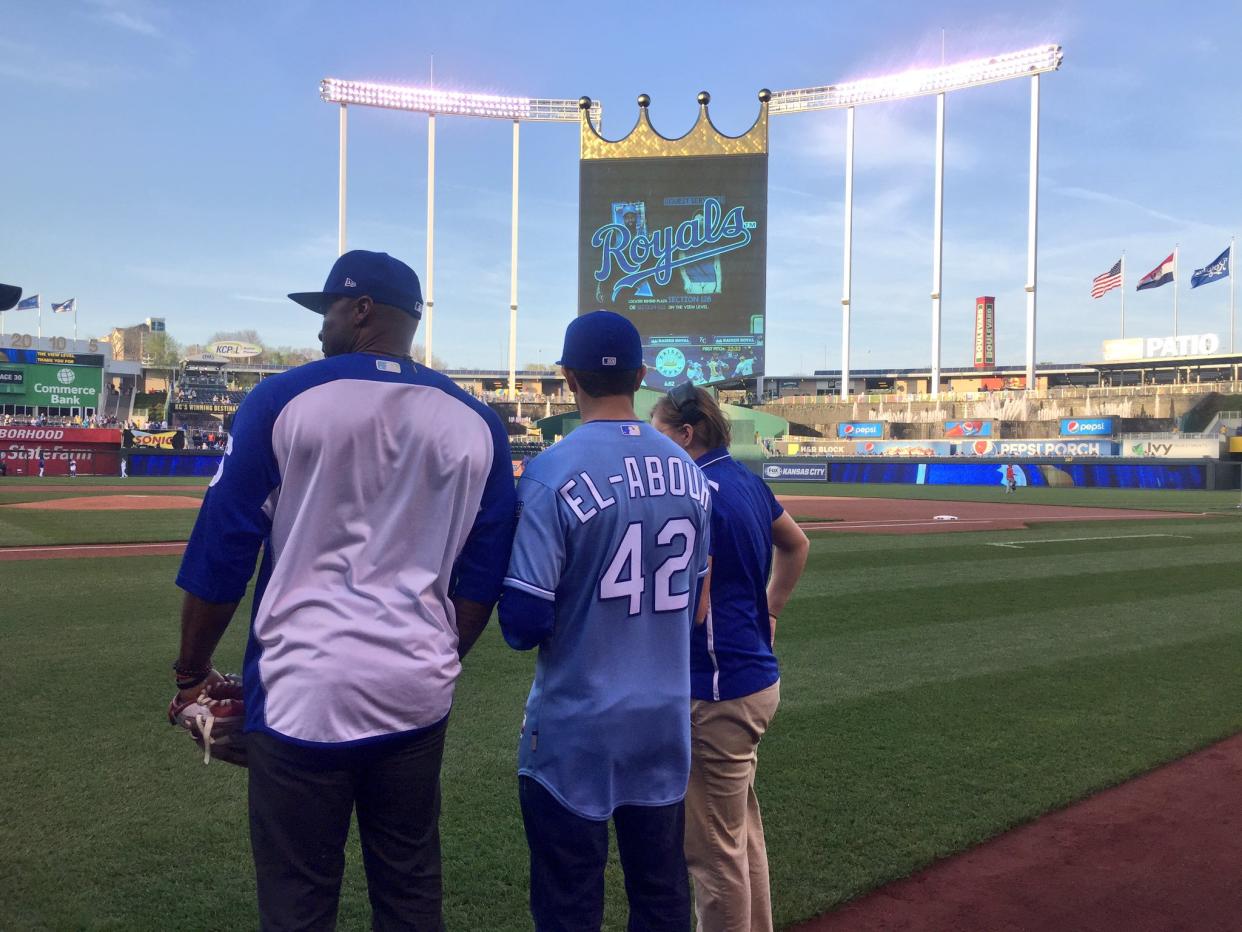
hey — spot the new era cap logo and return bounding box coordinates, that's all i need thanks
[344,278,357,288]
[602,356,617,366]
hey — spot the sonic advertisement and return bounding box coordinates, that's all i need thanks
[579,154,768,389]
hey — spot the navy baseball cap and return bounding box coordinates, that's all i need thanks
[557,311,644,371]
[289,250,423,318]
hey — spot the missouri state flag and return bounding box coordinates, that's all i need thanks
[1136,253,1175,291]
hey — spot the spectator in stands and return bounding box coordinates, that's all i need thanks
[650,384,809,932]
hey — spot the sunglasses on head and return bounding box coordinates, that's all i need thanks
[668,382,704,425]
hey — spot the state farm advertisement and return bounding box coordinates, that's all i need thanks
[0,426,123,476]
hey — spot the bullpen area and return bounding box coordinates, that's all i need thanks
[3,476,1241,929]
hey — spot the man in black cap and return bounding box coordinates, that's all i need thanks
[171,250,516,930]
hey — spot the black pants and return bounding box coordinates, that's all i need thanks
[247,720,448,932]
[518,775,690,932]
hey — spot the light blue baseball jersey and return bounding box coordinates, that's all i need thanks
[500,419,711,820]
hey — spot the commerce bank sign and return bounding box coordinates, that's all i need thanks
[1101,333,1221,362]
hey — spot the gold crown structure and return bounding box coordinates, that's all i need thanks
[579,90,770,160]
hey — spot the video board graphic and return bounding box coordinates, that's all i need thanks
[578,148,768,390]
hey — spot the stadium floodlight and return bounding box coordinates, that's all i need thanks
[322,78,601,400]
[320,78,601,123]
[767,44,1063,397]
[767,45,1063,114]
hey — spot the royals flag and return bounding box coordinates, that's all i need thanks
[52,298,77,314]
[1136,254,1175,291]
[1091,259,1122,298]
[15,293,40,311]
[1190,247,1231,288]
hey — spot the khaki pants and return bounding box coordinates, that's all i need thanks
[685,680,780,932]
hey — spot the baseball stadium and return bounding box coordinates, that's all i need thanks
[5,7,1242,932]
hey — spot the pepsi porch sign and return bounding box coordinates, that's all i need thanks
[837,422,883,439]
[1060,418,1113,437]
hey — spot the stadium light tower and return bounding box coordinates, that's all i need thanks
[320,78,601,399]
[769,44,1064,396]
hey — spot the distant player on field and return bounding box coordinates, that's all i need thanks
[500,311,712,930]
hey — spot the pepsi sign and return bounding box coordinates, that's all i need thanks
[837,422,883,439]
[1060,418,1113,437]
[944,420,993,438]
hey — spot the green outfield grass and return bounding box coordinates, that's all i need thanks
[3,498,1242,929]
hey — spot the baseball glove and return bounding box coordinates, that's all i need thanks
[168,673,247,767]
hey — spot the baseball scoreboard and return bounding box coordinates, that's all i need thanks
[578,94,769,390]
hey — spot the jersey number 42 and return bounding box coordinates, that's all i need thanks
[599,519,698,616]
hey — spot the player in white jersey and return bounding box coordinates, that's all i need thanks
[500,311,712,931]
[172,251,515,929]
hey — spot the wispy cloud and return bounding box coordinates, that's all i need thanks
[780,102,979,174]
[231,294,288,305]
[88,0,161,37]
[1049,184,1231,235]
[0,38,130,89]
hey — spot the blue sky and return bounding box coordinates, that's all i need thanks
[3,0,1239,373]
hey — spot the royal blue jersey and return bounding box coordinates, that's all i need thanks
[176,353,515,747]
[693,448,783,701]
[500,420,711,820]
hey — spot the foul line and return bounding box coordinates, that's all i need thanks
[986,533,1194,550]
[0,541,188,555]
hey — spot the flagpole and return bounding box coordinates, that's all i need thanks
[1173,244,1179,337]
[1120,251,1126,338]
[74,301,79,343]
[1231,235,1236,353]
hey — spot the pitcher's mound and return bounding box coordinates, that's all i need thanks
[6,495,203,511]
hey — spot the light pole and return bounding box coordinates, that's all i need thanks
[319,79,600,386]
[338,104,348,256]
[425,113,436,365]
[841,106,854,400]
[931,92,945,395]
[1025,74,1040,391]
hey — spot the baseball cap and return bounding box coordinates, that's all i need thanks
[288,250,423,318]
[0,284,21,312]
[556,310,643,371]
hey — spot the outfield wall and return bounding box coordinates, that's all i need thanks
[127,450,223,477]
[759,458,1237,490]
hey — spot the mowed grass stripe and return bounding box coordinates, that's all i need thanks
[0,509,199,546]
[793,521,1241,597]
[780,587,1240,706]
[771,481,1242,513]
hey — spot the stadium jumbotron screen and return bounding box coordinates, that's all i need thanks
[578,152,768,390]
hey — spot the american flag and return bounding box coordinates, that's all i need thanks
[1091,259,1122,299]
